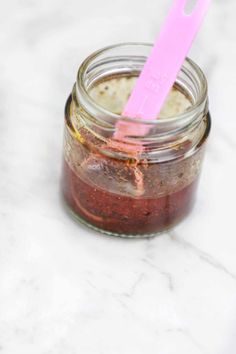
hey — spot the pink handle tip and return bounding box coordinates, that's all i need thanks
[122,0,211,123]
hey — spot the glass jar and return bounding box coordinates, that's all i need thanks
[62,43,211,238]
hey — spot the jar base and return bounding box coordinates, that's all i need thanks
[62,197,191,239]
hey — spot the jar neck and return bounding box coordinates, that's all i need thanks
[70,43,209,162]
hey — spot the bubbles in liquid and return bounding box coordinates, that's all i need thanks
[89,76,192,119]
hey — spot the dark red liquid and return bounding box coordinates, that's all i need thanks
[62,160,198,235]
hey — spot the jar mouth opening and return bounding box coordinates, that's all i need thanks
[76,42,208,127]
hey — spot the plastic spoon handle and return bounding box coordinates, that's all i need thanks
[123,0,211,120]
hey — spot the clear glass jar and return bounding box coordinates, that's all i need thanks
[62,43,211,238]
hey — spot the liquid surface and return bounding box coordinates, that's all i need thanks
[89,77,192,118]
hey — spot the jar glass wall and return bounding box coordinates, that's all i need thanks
[62,43,211,238]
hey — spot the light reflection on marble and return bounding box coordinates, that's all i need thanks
[0,1,236,353]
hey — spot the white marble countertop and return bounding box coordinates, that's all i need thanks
[1,1,236,353]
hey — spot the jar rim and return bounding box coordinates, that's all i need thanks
[76,42,208,127]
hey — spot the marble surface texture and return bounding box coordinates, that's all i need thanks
[0,1,236,353]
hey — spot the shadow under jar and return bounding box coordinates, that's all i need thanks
[62,43,211,238]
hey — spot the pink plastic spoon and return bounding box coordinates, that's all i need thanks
[115,0,211,140]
